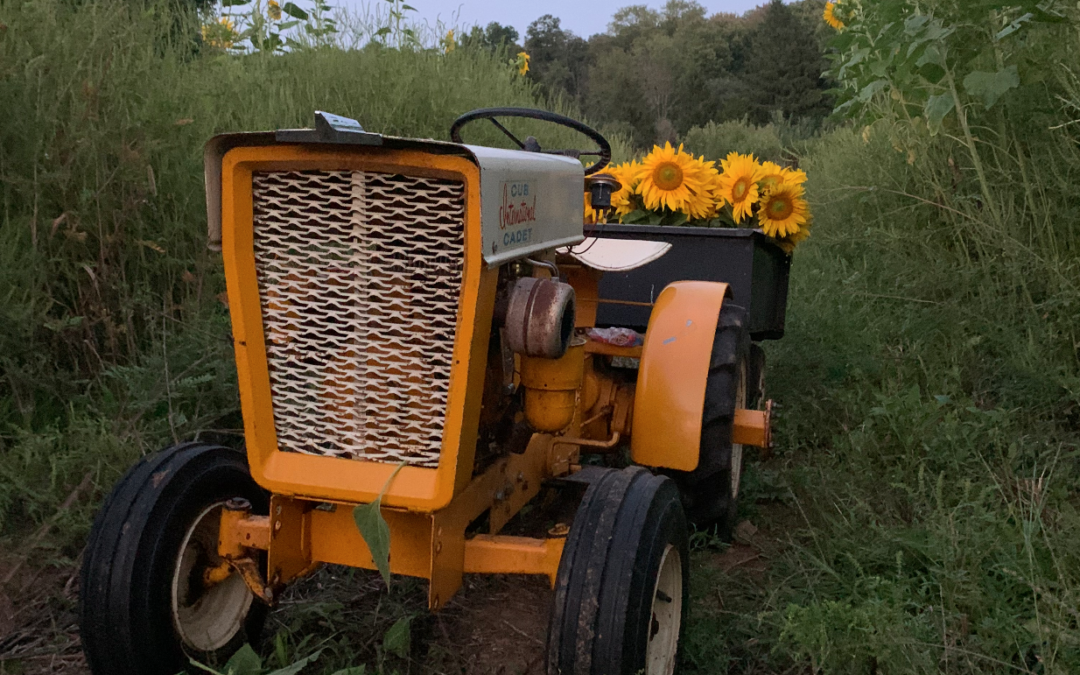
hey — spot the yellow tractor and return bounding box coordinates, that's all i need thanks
[78,109,785,675]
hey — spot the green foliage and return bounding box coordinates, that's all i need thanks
[381,617,411,659]
[352,462,406,588]
[0,0,626,546]
[525,0,831,147]
[460,21,520,53]
[680,117,788,162]
[191,644,324,674]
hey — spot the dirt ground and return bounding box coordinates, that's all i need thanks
[0,510,786,675]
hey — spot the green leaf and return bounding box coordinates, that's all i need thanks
[221,0,249,6]
[224,644,262,675]
[924,93,955,134]
[401,3,416,10]
[266,649,323,675]
[330,668,367,675]
[383,617,412,659]
[281,2,309,20]
[278,20,300,29]
[915,44,944,68]
[374,26,391,37]
[962,66,1019,110]
[857,79,888,103]
[352,462,407,588]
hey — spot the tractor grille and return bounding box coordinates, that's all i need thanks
[251,170,465,467]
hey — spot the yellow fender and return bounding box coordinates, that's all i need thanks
[631,281,730,471]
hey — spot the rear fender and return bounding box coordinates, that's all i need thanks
[631,281,730,471]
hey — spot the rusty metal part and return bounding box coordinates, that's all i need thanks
[520,337,586,432]
[526,258,560,278]
[218,498,271,559]
[463,535,565,586]
[563,264,602,328]
[213,499,276,604]
[504,277,576,359]
[222,432,575,610]
[553,431,621,452]
[202,561,234,587]
[584,340,642,359]
[732,399,774,451]
[229,556,275,605]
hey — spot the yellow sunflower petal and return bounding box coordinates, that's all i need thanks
[717,152,763,224]
[758,183,809,238]
[635,143,713,216]
[823,1,845,30]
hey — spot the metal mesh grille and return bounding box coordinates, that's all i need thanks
[251,170,465,467]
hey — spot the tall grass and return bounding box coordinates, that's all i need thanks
[3,0,1080,672]
[0,0,626,547]
[679,5,1080,672]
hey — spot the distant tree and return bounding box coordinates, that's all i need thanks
[524,15,589,99]
[741,0,830,124]
[462,22,520,53]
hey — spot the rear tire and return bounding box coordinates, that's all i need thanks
[546,467,689,675]
[672,302,750,540]
[79,443,269,675]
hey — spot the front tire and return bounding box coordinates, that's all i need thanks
[79,443,269,675]
[546,467,689,675]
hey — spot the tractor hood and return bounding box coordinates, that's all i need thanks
[204,112,586,266]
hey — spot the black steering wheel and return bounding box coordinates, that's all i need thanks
[449,107,611,176]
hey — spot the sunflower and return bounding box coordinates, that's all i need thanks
[717,152,762,224]
[268,0,282,20]
[684,154,722,220]
[757,161,788,192]
[777,218,812,254]
[758,182,809,238]
[823,2,845,30]
[608,160,641,219]
[517,51,531,76]
[758,161,808,192]
[636,143,713,216]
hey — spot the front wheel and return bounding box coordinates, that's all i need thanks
[79,443,269,675]
[546,467,689,675]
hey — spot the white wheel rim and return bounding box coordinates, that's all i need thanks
[171,502,254,653]
[645,544,683,675]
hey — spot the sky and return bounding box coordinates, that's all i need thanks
[341,0,775,41]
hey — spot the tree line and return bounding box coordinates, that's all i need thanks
[463,0,832,147]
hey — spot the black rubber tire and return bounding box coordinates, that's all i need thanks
[546,467,690,675]
[79,443,269,675]
[672,302,750,540]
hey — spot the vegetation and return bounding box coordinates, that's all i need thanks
[1,0,1079,673]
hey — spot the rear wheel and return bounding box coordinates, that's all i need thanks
[672,302,750,540]
[546,467,689,675]
[79,443,269,675]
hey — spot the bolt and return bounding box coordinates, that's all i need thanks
[225,497,251,512]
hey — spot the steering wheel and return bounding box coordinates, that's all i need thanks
[449,107,612,176]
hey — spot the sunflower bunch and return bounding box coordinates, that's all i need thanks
[587,144,812,253]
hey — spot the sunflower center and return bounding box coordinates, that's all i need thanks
[733,177,750,201]
[767,194,794,220]
[653,162,684,191]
